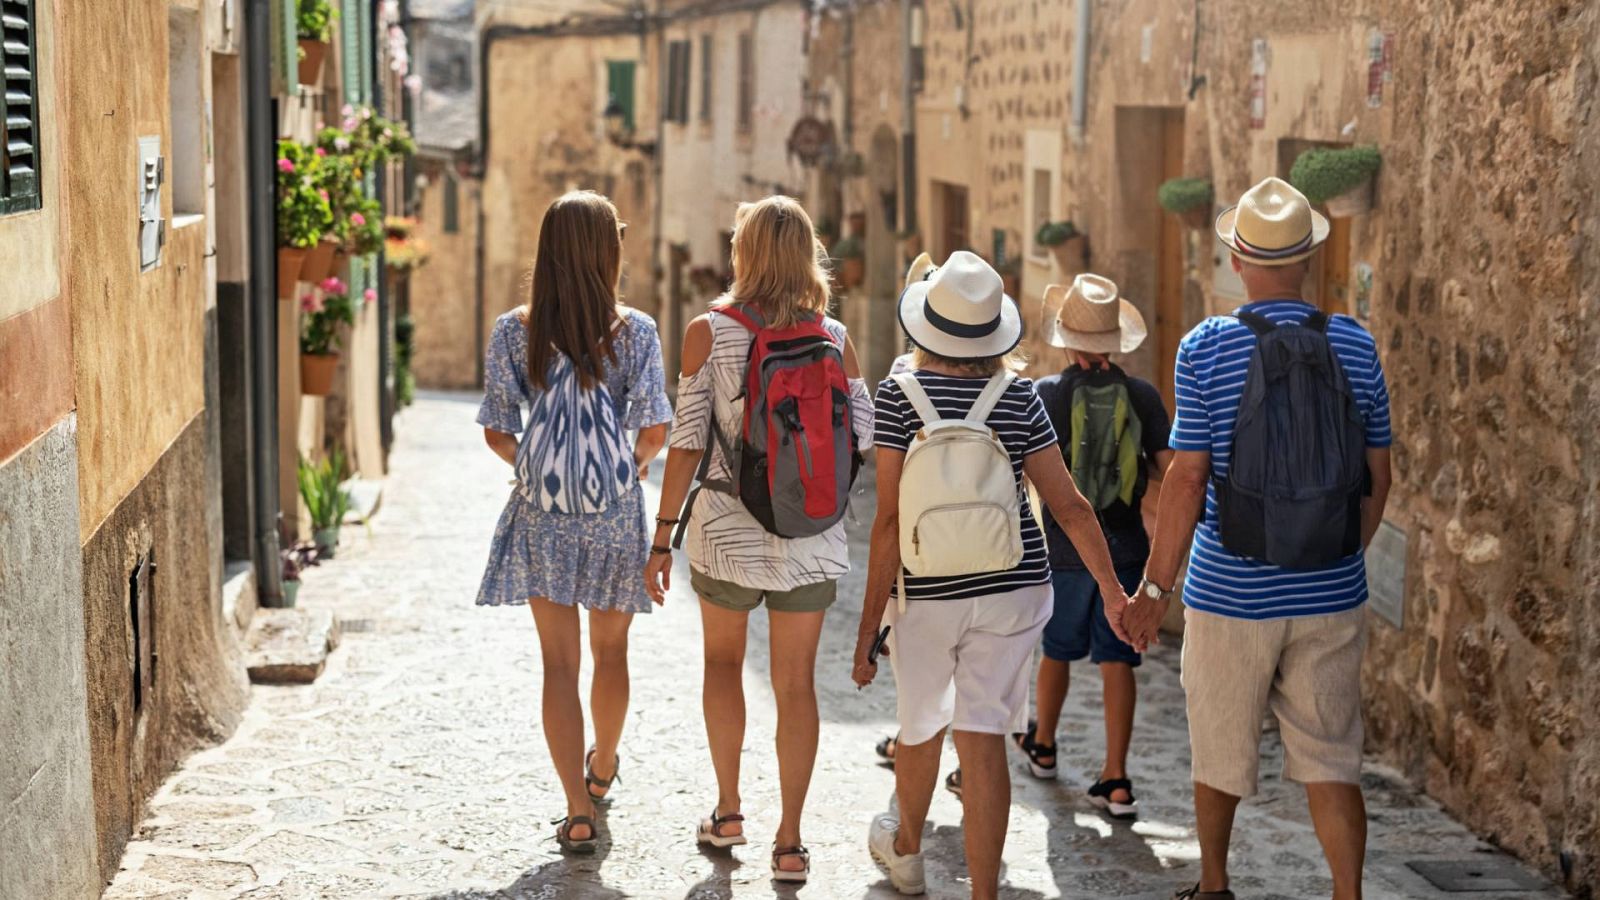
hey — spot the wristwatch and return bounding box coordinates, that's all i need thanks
[1136,578,1175,603]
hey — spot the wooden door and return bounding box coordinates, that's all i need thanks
[1155,111,1185,410]
[938,182,969,259]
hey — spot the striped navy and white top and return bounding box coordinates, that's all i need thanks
[1172,299,1393,620]
[874,371,1058,601]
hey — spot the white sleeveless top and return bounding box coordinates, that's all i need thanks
[669,305,875,590]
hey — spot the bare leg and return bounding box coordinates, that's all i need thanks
[1193,781,1240,893]
[529,599,593,839]
[891,728,946,856]
[1032,656,1070,746]
[585,609,634,796]
[768,608,827,870]
[1306,782,1366,900]
[699,598,750,835]
[1099,662,1136,803]
[952,731,1009,900]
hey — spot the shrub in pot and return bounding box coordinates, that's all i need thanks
[276,140,333,298]
[1289,144,1381,217]
[279,543,320,608]
[1158,177,1215,229]
[832,236,865,288]
[296,0,336,86]
[298,449,353,559]
[1035,220,1085,271]
[300,277,358,396]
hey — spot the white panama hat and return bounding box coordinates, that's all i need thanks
[1215,176,1330,266]
[897,250,1022,360]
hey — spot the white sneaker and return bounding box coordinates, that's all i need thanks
[868,814,926,895]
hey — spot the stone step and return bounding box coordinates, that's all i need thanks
[242,607,341,685]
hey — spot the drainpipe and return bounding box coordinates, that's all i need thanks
[373,0,393,455]
[245,0,283,603]
[1069,0,1089,143]
[899,0,916,231]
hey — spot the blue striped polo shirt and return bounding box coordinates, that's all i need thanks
[1171,299,1392,620]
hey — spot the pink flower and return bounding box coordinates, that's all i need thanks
[342,103,355,117]
[334,137,351,152]
[321,276,345,294]
[382,128,393,139]
[350,212,366,227]
[300,293,324,313]
[363,288,377,303]
[343,116,359,132]
[314,147,327,157]
[277,158,294,173]
[317,189,329,201]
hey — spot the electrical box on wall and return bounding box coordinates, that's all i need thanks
[138,136,165,271]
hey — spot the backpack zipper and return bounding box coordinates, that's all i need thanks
[910,501,1013,554]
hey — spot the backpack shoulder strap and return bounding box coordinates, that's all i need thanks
[1236,311,1276,336]
[966,371,1016,424]
[1302,310,1331,333]
[891,372,942,427]
[717,304,761,333]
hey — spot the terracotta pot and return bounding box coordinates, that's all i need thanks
[1048,234,1086,273]
[1324,179,1375,218]
[1177,206,1213,230]
[301,352,340,396]
[839,257,865,289]
[333,247,349,275]
[847,211,867,237]
[299,237,339,285]
[277,245,309,299]
[298,39,328,87]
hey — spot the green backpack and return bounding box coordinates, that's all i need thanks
[1066,373,1142,511]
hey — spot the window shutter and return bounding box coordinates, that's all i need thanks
[342,0,363,103]
[736,33,752,132]
[1,0,42,214]
[606,60,635,132]
[698,34,712,123]
[664,41,690,124]
[275,0,296,94]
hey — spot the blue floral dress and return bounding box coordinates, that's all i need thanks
[476,308,673,613]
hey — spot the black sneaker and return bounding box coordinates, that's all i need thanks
[1010,720,1058,780]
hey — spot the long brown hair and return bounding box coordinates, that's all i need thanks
[526,191,625,390]
[720,196,831,327]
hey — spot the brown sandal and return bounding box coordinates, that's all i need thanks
[696,808,747,848]
[585,746,621,801]
[771,844,810,883]
[553,815,598,854]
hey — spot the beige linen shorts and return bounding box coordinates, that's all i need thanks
[886,583,1053,746]
[1180,605,1367,797]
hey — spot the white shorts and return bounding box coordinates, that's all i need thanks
[886,583,1053,745]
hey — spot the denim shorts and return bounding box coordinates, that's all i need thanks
[1041,564,1143,666]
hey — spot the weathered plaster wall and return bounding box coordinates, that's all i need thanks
[0,419,100,900]
[409,170,483,389]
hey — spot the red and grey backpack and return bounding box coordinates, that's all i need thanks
[675,304,861,543]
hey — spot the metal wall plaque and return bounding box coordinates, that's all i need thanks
[1366,519,1407,627]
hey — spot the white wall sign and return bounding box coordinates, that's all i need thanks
[1366,519,1407,628]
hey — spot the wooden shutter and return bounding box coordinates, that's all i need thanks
[606,60,635,132]
[698,34,711,123]
[665,41,690,124]
[1,0,41,214]
[736,33,752,132]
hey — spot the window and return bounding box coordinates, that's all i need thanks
[425,36,473,93]
[698,33,712,123]
[606,60,636,132]
[168,6,204,218]
[442,173,459,234]
[736,33,753,132]
[1,0,42,215]
[664,40,690,124]
[1029,168,1052,259]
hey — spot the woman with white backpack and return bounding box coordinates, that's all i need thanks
[476,191,673,854]
[850,251,1132,899]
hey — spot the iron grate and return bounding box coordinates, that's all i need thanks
[1407,858,1548,892]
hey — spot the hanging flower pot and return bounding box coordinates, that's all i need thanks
[1323,179,1376,218]
[846,211,867,237]
[1179,207,1213,229]
[1047,234,1086,273]
[277,246,309,299]
[299,237,339,285]
[298,39,329,87]
[1158,177,1216,231]
[301,352,340,396]
[1289,144,1381,219]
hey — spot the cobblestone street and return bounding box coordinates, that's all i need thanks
[102,393,1562,900]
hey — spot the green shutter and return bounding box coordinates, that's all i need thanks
[1,0,42,214]
[358,0,372,104]
[275,0,297,94]
[341,0,361,103]
[607,60,635,132]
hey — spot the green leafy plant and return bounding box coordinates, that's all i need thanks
[1289,145,1381,205]
[296,0,337,41]
[318,106,417,171]
[395,314,416,408]
[831,236,864,259]
[347,195,386,257]
[276,140,333,249]
[1157,177,1214,213]
[1035,220,1080,247]
[300,276,359,355]
[297,449,353,532]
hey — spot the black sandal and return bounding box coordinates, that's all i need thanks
[553,815,598,854]
[1174,883,1234,899]
[696,808,747,848]
[771,844,810,883]
[1088,777,1139,819]
[585,746,621,801]
[875,733,899,766]
[1011,720,1059,780]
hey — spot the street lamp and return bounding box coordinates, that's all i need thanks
[603,97,633,146]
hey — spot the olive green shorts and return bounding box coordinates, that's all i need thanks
[690,568,837,613]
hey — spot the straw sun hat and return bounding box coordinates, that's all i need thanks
[897,250,1022,360]
[1215,176,1330,266]
[1045,273,1147,355]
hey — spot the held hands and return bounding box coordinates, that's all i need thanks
[1119,586,1170,653]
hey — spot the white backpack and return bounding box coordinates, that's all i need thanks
[892,371,1024,611]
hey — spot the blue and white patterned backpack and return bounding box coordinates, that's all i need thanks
[514,328,635,514]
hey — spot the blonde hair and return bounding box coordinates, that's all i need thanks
[720,196,831,327]
[911,345,1029,376]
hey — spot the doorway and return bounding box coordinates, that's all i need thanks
[1154,111,1185,410]
[1113,106,1187,410]
[1277,139,1353,315]
[932,181,969,260]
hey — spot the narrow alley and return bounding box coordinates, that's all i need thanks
[100,393,1559,900]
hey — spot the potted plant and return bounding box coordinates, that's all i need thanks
[832,236,865,289]
[1158,177,1216,229]
[279,542,320,608]
[276,141,332,298]
[297,449,353,558]
[995,255,1022,297]
[814,217,838,245]
[1035,220,1085,272]
[300,276,358,395]
[846,210,867,238]
[1289,144,1381,217]
[296,0,336,87]
[346,195,386,258]
[395,314,416,408]
[385,223,431,275]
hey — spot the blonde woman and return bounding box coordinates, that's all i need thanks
[646,196,873,883]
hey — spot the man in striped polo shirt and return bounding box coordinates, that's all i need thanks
[1125,177,1393,900]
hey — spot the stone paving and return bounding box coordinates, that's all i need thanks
[104,392,1564,899]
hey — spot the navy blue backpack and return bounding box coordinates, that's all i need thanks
[1214,310,1366,569]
